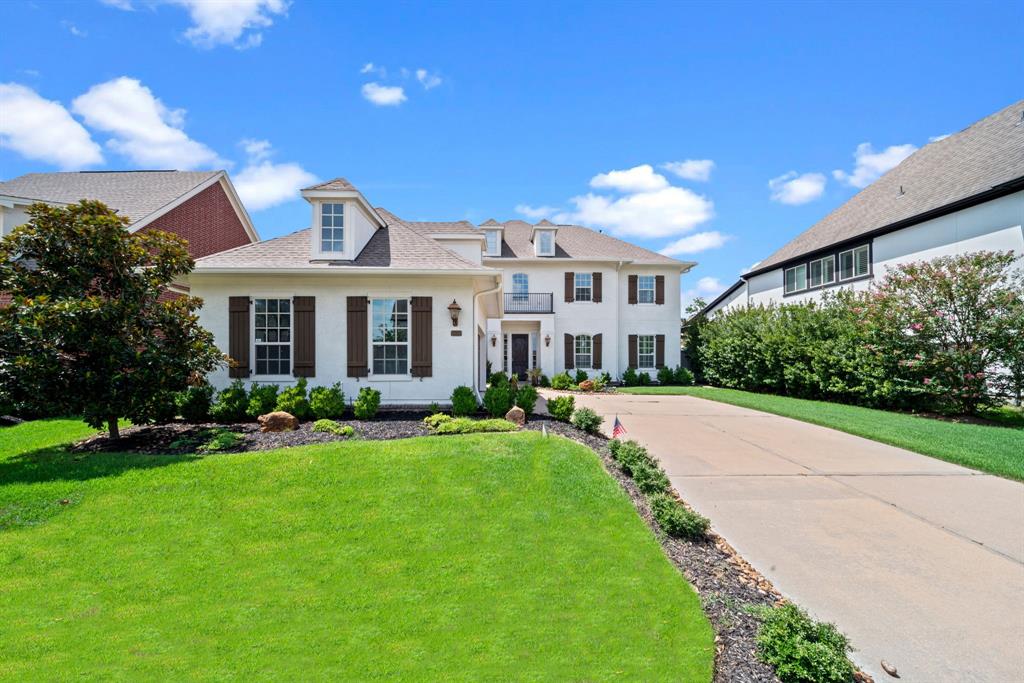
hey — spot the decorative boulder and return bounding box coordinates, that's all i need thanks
[578,380,595,392]
[258,411,299,433]
[505,405,526,427]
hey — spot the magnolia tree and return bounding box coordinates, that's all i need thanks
[0,201,224,438]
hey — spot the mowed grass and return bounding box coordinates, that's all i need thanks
[616,386,1024,481]
[0,420,713,681]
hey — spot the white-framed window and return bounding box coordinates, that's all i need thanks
[809,256,836,288]
[370,298,409,375]
[254,298,292,376]
[574,334,592,369]
[320,203,345,253]
[485,230,501,256]
[784,264,808,294]
[574,272,593,302]
[637,334,655,368]
[537,230,554,256]
[638,275,656,304]
[512,273,528,301]
[839,244,870,281]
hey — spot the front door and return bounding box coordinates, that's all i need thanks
[511,334,529,380]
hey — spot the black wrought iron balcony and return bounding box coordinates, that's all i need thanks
[504,292,553,314]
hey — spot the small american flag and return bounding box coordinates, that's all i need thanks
[611,415,627,439]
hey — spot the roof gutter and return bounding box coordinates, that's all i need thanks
[190,267,499,277]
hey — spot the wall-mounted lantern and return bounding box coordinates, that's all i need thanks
[447,300,462,327]
[490,333,497,347]
[544,334,551,347]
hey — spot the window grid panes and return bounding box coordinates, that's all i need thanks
[575,334,592,369]
[512,273,528,301]
[371,298,409,375]
[638,275,655,304]
[254,298,291,375]
[485,230,500,255]
[784,264,808,294]
[538,231,554,255]
[809,256,836,288]
[575,272,592,302]
[320,203,345,252]
[638,335,655,368]
[839,245,870,280]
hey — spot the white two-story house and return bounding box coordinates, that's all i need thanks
[188,178,694,404]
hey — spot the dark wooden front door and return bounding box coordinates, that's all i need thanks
[511,334,529,380]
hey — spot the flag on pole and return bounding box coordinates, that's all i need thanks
[611,415,627,439]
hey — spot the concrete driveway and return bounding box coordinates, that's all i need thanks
[554,390,1024,683]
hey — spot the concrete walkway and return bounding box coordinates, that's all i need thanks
[554,390,1024,683]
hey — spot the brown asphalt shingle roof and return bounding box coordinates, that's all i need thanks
[483,220,686,265]
[302,177,355,191]
[753,99,1024,273]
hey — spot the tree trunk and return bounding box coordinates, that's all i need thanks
[108,417,120,441]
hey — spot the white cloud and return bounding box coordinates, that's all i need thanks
[169,0,289,49]
[659,231,731,256]
[415,69,442,90]
[929,134,950,143]
[590,164,668,193]
[233,145,316,212]
[72,76,224,169]
[681,276,727,311]
[832,142,916,188]
[768,171,826,205]
[661,159,714,182]
[62,20,87,37]
[515,204,558,220]
[0,83,103,169]
[360,62,386,78]
[555,185,713,239]
[99,0,134,8]
[361,82,406,107]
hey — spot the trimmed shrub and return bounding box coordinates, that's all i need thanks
[275,378,311,420]
[610,439,654,475]
[433,417,518,434]
[657,366,675,385]
[621,367,638,386]
[309,383,346,419]
[210,380,248,423]
[423,413,453,429]
[515,384,538,416]
[246,382,280,419]
[488,371,509,387]
[176,384,213,423]
[550,372,574,390]
[674,366,695,386]
[753,603,854,683]
[450,385,478,417]
[649,494,710,539]
[547,395,575,422]
[147,392,178,424]
[591,375,606,392]
[571,406,603,434]
[539,374,551,388]
[632,459,670,494]
[483,384,514,418]
[311,419,354,436]
[352,387,381,420]
[574,369,588,384]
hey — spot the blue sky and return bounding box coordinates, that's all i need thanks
[2,1,1022,308]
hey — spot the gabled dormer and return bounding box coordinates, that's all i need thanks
[301,177,385,261]
[531,219,557,257]
[480,218,504,257]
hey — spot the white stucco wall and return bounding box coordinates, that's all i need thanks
[0,203,32,237]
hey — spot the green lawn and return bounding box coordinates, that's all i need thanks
[616,386,1024,481]
[0,420,713,681]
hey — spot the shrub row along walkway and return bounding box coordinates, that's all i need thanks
[549,389,1024,683]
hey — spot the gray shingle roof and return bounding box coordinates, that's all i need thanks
[0,170,219,224]
[753,100,1024,273]
[302,177,354,191]
[482,220,687,265]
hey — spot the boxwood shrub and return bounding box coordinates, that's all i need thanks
[483,384,513,418]
[546,395,575,421]
[310,383,345,419]
[753,603,854,683]
[450,385,478,417]
[275,378,311,420]
[514,384,538,416]
[246,382,279,419]
[176,383,213,423]
[210,380,249,423]
[352,387,381,420]
[649,493,709,538]
[570,406,603,434]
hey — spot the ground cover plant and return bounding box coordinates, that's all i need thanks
[752,603,854,683]
[0,421,714,680]
[426,415,518,434]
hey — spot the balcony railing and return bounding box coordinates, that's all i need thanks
[504,292,553,314]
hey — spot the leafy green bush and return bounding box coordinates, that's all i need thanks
[753,603,854,683]
[547,395,575,421]
[488,371,509,387]
[433,417,518,434]
[515,384,538,416]
[197,428,240,453]
[275,378,311,419]
[551,372,574,390]
[148,392,178,424]
[311,419,353,436]
[483,384,514,418]
[599,371,612,385]
[450,385,478,417]
[176,384,213,423]
[657,366,675,385]
[649,494,709,539]
[637,371,651,386]
[571,406,603,434]
[246,382,280,419]
[352,387,381,420]
[574,369,588,384]
[609,439,654,475]
[309,383,345,419]
[527,367,542,386]
[423,413,453,429]
[632,459,670,494]
[210,380,249,423]
[621,367,638,386]
[539,374,551,388]
[428,401,441,414]
[674,366,695,386]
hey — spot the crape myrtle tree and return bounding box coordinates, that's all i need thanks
[0,200,224,438]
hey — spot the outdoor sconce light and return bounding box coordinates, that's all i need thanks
[544,334,551,347]
[490,333,497,347]
[447,299,462,327]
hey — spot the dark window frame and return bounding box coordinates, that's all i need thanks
[781,242,873,298]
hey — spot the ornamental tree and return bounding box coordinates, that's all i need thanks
[0,201,224,438]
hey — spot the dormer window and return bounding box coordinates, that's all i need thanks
[320,203,345,253]
[484,230,501,256]
[537,231,554,256]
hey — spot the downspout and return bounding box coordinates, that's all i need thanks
[473,274,503,395]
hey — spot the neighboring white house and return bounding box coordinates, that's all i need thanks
[701,99,1024,318]
[188,179,694,404]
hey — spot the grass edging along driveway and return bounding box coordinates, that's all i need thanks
[616,385,1024,481]
[0,420,714,681]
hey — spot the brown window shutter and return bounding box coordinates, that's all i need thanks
[592,272,602,303]
[411,296,433,378]
[564,333,575,369]
[628,334,638,369]
[655,275,665,305]
[347,296,368,378]
[292,296,315,377]
[228,296,250,378]
[628,275,638,305]
[564,272,575,302]
[656,334,665,368]
[592,333,602,369]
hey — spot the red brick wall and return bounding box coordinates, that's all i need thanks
[140,180,253,258]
